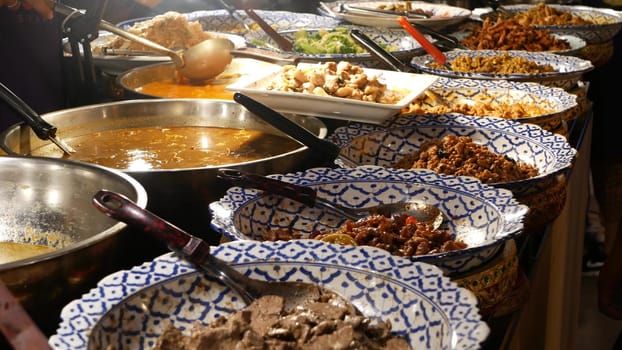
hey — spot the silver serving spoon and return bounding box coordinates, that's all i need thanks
[217,169,445,230]
[54,2,231,81]
[92,189,333,311]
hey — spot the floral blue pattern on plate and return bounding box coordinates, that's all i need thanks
[407,77,578,136]
[48,240,490,350]
[329,113,577,198]
[210,166,528,276]
[86,10,341,74]
[243,25,423,68]
[409,49,594,90]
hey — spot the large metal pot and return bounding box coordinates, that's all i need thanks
[0,155,148,337]
[0,99,328,246]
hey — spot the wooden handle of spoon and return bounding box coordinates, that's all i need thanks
[396,16,446,65]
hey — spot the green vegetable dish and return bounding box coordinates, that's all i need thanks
[293,28,367,55]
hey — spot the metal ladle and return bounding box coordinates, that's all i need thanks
[54,3,232,81]
[92,189,336,312]
[217,169,445,229]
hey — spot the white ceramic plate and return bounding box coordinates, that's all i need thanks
[320,1,472,30]
[49,240,490,350]
[226,63,439,123]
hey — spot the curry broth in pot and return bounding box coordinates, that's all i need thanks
[30,126,301,170]
[119,58,279,100]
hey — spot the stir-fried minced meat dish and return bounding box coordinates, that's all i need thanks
[392,135,539,184]
[311,214,466,256]
[153,294,413,350]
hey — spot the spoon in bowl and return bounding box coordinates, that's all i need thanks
[217,168,445,230]
[92,189,336,312]
[54,2,232,81]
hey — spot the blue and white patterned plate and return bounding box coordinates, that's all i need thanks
[243,25,423,68]
[210,166,528,276]
[410,50,594,90]
[407,77,578,134]
[85,10,341,74]
[329,113,577,198]
[475,4,622,44]
[49,240,490,350]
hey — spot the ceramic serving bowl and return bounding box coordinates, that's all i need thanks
[210,166,528,276]
[409,49,594,90]
[402,77,579,136]
[330,113,577,197]
[476,4,622,44]
[329,113,577,232]
[49,240,490,350]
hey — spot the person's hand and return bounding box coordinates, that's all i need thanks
[2,0,54,19]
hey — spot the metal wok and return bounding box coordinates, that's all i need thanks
[0,99,328,246]
[0,155,148,339]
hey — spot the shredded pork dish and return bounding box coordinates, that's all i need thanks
[392,135,539,184]
[461,17,571,51]
[153,293,413,350]
[266,61,404,104]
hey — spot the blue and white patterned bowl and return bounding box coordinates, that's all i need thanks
[406,77,579,136]
[410,50,594,90]
[117,9,342,33]
[88,10,342,74]
[330,113,577,198]
[210,166,528,276]
[244,25,422,68]
[49,240,490,350]
[476,4,622,44]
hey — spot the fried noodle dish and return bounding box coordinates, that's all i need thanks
[427,52,556,74]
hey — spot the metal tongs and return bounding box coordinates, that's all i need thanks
[217,0,251,31]
[342,3,431,19]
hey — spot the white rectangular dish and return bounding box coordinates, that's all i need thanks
[226,62,439,124]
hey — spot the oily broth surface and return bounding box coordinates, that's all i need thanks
[0,242,56,264]
[30,126,301,170]
[134,58,278,99]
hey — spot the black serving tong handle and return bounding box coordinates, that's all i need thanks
[218,169,317,207]
[350,29,414,72]
[233,92,343,163]
[0,82,75,154]
[0,82,57,142]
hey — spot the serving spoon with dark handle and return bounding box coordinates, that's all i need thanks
[232,92,357,167]
[92,189,333,312]
[0,82,75,155]
[217,168,445,229]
